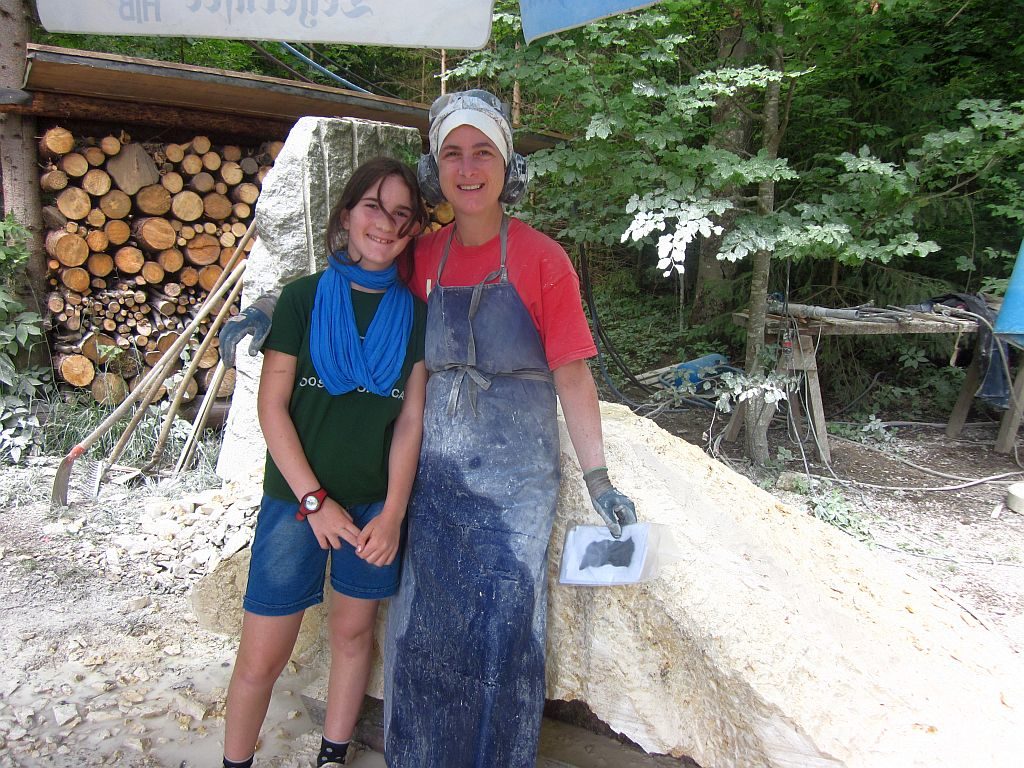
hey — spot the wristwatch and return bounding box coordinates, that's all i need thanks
[296,487,328,521]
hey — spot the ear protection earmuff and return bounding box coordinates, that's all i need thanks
[416,153,445,206]
[417,151,528,207]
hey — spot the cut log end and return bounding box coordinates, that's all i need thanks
[91,372,129,406]
[58,354,96,387]
[40,127,75,158]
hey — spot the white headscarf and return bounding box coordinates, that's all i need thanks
[428,91,513,165]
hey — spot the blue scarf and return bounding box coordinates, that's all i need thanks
[310,254,413,397]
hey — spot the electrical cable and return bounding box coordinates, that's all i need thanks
[278,42,370,93]
[785,382,813,479]
[244,40,316,83]
[578,246,655,394]
[936,305,1017,410]
[805,470,1022,492]
[865,538,1024,568]
[289,42,400,99]
[828,434,1024,483]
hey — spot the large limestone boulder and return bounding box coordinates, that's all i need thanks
[546,404,1024,766]
[197,403,1024,767]
[218,117,422,482]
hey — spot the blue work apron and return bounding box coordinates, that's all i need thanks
[384,217,560,768]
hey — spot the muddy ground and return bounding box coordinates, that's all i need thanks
[0,406,1021,766]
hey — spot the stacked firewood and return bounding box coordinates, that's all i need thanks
[39,126,282,405]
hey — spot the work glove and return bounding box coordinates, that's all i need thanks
[584,466,637,539]
[218,293,278,368]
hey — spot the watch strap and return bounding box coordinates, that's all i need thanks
[296,487,328,521]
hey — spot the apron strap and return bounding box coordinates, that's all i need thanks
[438,216,550,416]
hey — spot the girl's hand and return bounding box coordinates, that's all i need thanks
[307,498,361,549]
[355,511,403,566]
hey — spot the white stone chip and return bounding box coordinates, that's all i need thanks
[221,530,251,558]
[52,703,78,726]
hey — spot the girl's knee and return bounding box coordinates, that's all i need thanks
[330,622,374,657]
[232,653,290,688]
[328,597,379,651]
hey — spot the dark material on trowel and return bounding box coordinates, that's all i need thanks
[580,537,636,569]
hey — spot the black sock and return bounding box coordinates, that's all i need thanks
[223,756,254,768]
[317,736,350,765]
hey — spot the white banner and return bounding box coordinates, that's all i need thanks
[35,0,496,49]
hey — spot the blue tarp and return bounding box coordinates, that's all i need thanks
[520,1,663,42]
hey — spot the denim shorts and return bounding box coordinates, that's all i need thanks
[243,494,403,616]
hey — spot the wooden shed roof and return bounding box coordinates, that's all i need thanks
[4,44,560,153]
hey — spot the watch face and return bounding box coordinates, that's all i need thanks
[303,495,320,511]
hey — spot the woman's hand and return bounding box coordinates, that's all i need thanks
[355,511,403,566]
[307,497,361,549]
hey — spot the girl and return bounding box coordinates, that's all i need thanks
[222,157,428,768]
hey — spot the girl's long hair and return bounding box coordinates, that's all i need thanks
[325,157,428,285]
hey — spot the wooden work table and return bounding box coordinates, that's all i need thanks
[728,310,984,462]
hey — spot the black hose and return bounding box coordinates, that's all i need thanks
[578,242,714,412]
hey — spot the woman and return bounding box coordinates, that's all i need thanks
[382,90,636,768]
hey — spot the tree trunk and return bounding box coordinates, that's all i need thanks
[0,0,44,312]
[743,23,787,466]
[692,208,741,324]
[691,25,754,326]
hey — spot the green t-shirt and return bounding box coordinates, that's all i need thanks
[261,271,427,506]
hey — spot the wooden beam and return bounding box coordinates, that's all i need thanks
[1,92,293,142]
[19,44,562,154]
[946,354,982,438]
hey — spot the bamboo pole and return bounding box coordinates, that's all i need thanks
[172,360,228,476]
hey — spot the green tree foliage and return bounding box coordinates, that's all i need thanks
[34,32,272,74]
[0,215,50,463]
[779,0,1024,289]
[441,0,1024,458]
[448,0,1022,284]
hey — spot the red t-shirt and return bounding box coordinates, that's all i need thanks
[410,218,597,370]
